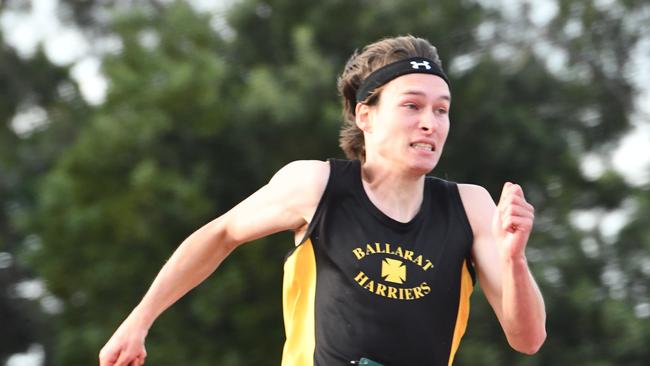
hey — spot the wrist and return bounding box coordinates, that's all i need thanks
[127,304,156,332]
[501,253,529,268]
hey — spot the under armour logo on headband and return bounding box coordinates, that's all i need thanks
[410,61,431,70]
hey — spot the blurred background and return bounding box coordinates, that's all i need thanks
[1,0,649,365]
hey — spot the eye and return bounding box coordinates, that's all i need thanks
[435,107,448,115]
[403,103,419,110]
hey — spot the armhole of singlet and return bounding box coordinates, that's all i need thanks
[447,180,477,284]
[283,160,334,263]
[294,159,337,246]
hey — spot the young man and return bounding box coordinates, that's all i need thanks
[99,35,546,366]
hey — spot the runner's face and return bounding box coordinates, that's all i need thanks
[361,73,451,175]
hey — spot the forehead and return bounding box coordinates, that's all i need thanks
[381,73,451,101]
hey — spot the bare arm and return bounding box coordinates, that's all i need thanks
[99,160,330,366]
[459,183,546,355]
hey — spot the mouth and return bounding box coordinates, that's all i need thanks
[410,142,435,152]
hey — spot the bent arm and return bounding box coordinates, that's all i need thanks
[459,183,546,354]
[99,160,329,365]
[127,160,328,327]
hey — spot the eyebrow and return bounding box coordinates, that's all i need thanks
[400,90,452,102]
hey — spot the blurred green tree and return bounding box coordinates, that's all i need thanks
[0,2,89,359]
[450,1,650,365]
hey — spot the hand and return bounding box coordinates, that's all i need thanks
[492,182,535,259]
[99,318,148,366]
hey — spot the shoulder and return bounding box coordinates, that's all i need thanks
[457,183,496,237]
[457,183,492,205]
[269,160,330,189]
[218,161,331,243]
[267,160,331,220]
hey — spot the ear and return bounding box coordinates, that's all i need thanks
[355,103,373,133]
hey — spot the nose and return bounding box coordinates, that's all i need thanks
[418,111,436,134]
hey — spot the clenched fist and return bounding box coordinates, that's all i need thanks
[99,318,148,366]
[492,182,535,259]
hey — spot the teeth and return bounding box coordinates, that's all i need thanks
[411,143,433,151]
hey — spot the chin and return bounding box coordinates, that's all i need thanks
[409,159,438,176]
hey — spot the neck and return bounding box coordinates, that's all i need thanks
[361,160,425,223]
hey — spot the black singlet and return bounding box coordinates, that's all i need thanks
[281,159,475,366]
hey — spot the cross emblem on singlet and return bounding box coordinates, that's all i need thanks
[381,258,406,284]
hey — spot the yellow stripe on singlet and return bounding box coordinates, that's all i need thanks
[448,261,474,366]
[281,239,317,366]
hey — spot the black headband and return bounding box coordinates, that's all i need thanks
[355,57,450,104]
